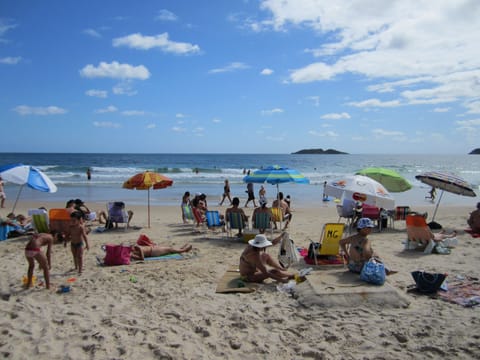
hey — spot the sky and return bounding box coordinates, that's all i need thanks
[1,0,480,154]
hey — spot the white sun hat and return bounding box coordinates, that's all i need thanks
[248,234,273,248]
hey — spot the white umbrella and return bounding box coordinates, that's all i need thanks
[0,163,57,212]
[324,175,395,209]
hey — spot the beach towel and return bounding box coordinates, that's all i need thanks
[299,248,344,265]
[437,278,480,307]
[216,266,257,294]
[464,229,480,238]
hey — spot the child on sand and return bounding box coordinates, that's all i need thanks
[65,211,89,274]
[25,233,53,289]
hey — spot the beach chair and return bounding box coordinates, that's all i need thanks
[205,210,225,234]
[271,207,284,231]
[192,206,206,229]
[49,208,72,236]
[28,209,50,233]
[253,212,273,235]
[361,204,381,230]
[310,223,345,265]
[389,206,411,229]
[106,202,130,230]
[181,204,195,224]
[227,212,246,238]
[405,214,438,254]
[336,199,356,230]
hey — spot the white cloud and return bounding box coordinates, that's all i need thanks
[172,126,187,132]
[95,105,118,114]
[80,61,150,80]
[83,28,101,38]
[260,68,274,75]
[93,121,121,128]
[212,118,221,123]
[261,1,480,111]
[0,20,17,38]
[433,107,450,113]
[85,89,108,98]
[13,105,67,116]
[321,112,351,120]
[112,82,138,96]
[121,110,145,116]
[347,98,401,108]
[146,123,156,129]
[176,113,187,118]
[465,100,480,114]
[307,96,320,107]
[261,108,284,116]
[371,128,405,137]
[0,56,21,64]
[156,9,178,22]
[209,62,250,74]
[112,33,200,55]
[308,130,339,137]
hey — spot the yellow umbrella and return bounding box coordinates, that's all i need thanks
[123,171,173,228]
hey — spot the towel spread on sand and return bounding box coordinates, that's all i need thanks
[437,278,480,307]
[216,266,257,294]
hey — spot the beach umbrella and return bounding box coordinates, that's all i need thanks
[415,171,476,225]
[324,175,395,209]
[123,171,173,228]
[356,167,412,193]
[0,163,57,213]
[243,165,310,199]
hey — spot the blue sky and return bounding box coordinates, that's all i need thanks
[1,0,480,154]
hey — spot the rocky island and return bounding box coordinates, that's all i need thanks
[469,149,480,154]
[292,148,348,155]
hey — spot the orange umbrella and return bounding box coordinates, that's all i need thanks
[123,171,173,228]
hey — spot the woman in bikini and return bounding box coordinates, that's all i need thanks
[25,233,54,289]
[130,243,193,261]
[340,218,396,275]
[239,234,297,283]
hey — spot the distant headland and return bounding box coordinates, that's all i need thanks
[469,149,480,154]
[292,148,348,155]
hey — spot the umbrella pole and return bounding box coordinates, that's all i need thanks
[431,190,444,222]
[148,188,151,228]
[12,184,25,213]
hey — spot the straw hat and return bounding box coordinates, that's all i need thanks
[248,234,272,248]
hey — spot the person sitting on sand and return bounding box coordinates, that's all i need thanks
[24,233,54,289]
[252,198,273,233]
[467,202,480,233]
[239,234,300,283]
[131,243,193,261]
[225,197,249,236]
[340,218,396,275]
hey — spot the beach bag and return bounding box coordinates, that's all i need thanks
[360,258,386,285]
[411,271,447,294]
[307,242,320,260]
[278,233,300,268]
[102,244,131,266]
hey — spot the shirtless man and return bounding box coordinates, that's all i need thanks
[24,233,54,289]
[272,192,292,230]
[130,243,192,261]
[239,234,297,283]
[65,211,89,274]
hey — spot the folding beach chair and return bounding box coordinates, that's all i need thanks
[389,206,411,229]
[28,209,50,233]
[310,223,345,265]
[271,207,284,231]
[182,204,195,224]
[227,212,246,238]
[106,202,130,230]
[205,210,225,234]
[253,212,273,235]
[49,208,72,236]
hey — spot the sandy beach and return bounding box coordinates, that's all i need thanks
[1,200,480,359]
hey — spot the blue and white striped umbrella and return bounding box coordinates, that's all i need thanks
[0,163,57,212]
[243,165,309,200]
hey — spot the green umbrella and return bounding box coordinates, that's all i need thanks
[356,167,412,193]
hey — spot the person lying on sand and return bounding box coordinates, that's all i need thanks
[130,244,193,261]
[24,233,53,289]
[239,234,302,283]
[340,218,397,276]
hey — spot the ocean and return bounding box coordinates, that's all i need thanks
[1,153,479,208]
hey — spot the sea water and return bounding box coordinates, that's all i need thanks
[1,153,479,208]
